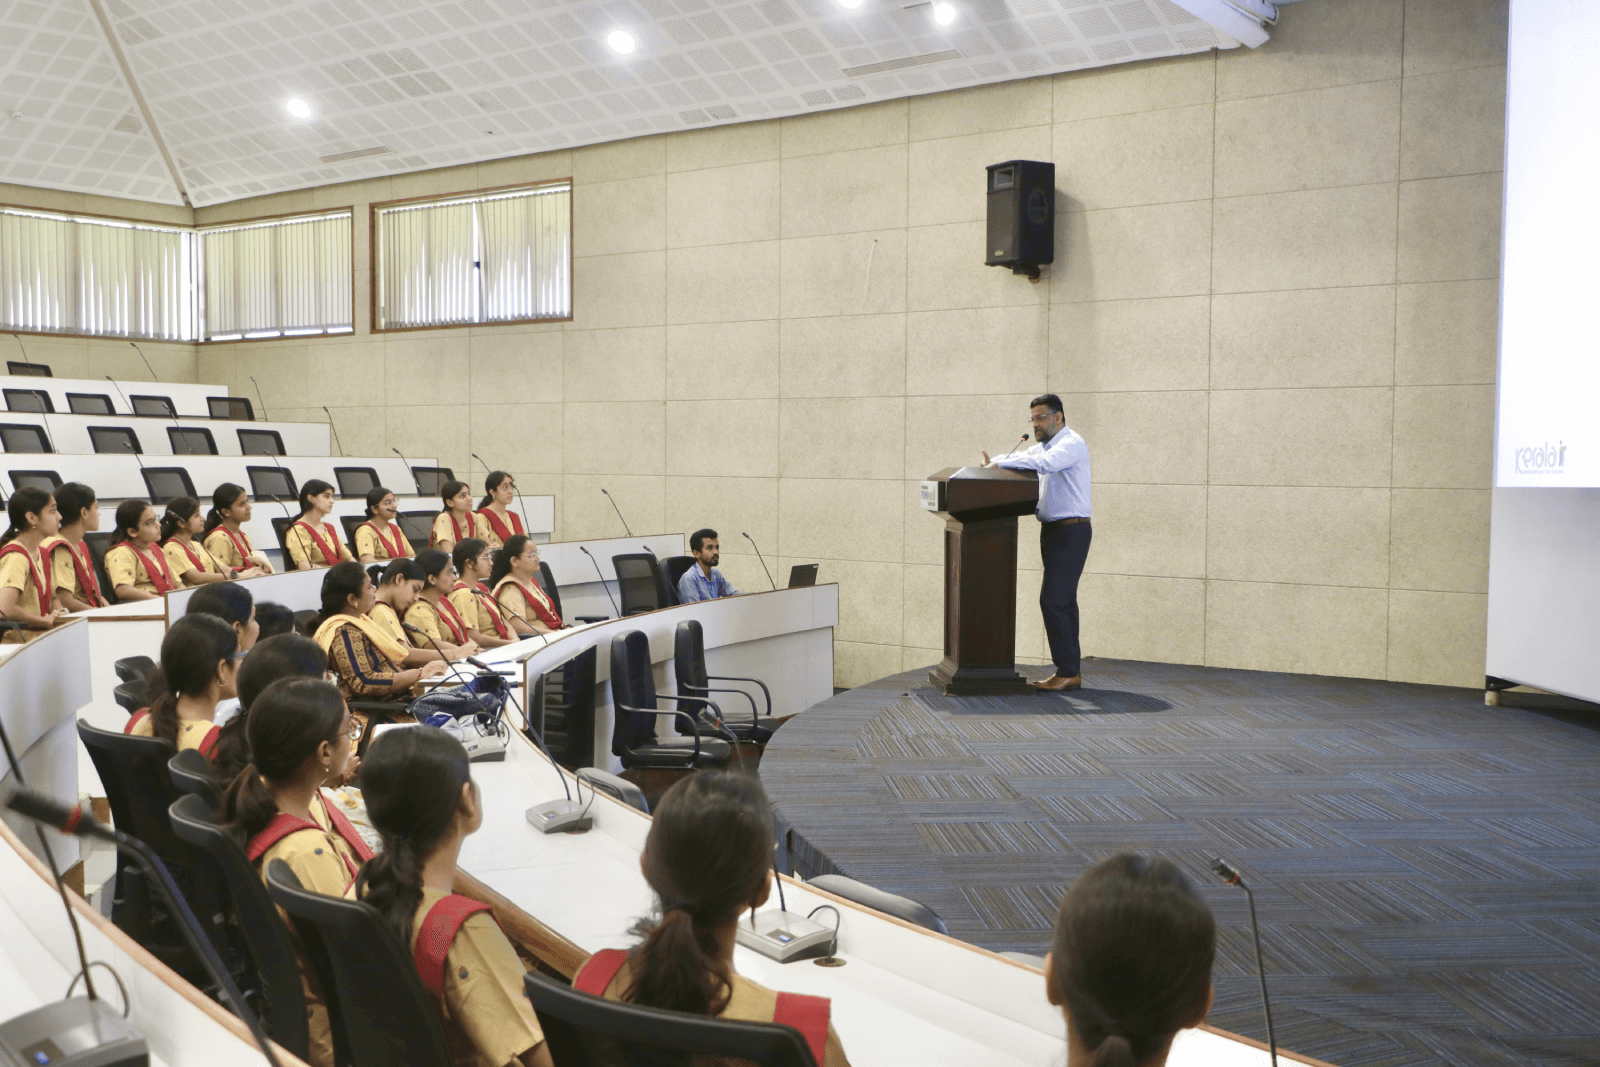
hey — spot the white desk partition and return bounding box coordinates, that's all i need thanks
[0,411,331,458]
[1,454,421,503]
[0,622,92,871]
[0,376,228,419]
[164,568,326,622]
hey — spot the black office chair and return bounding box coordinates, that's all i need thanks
[142,466,197,506]
[10,468,62,492]
[239,428,286,456]
[663,555,695,594]
[0,424,52,453]
[293,608,319,636]
[167,748,222,808]
[4,387,53,413]
[7,360,51,376]
[523,970,820,1067]
[575,768,649,814]
[264,859,455,1067]
[249,465,298,503]
[408,465,453,495]
[609,630,730,773]
[208,396,254,420]
[66,392,114,415]
[539,560,605,625]
[334,466,379,498]
[339,515,365,549]
[270,516,296,564]
[84,531,117,604]
[168,426,218,455]
[807,874,948,935]
[613,554,671,616]
[114,655,156,683]
[169,795,310,1063]
[88,426,141,455]
[113,681,147,715]
[673,619,781,745]
[131,395,177,418]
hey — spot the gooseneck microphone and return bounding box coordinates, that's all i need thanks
[1004,433,1030,457]
[4,786,284,1067]
[128,340,160,381]
[401,620,477,685]
[578,545,621,616]
[601,488,632,537]
[1212,858,1277,1067]
[323,406,345,457]
[249,375,269,422]
[392,446,418,494]
[742,532,776,591]
[101,376,151,475]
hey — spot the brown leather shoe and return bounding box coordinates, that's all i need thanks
[1032,674,1082,691]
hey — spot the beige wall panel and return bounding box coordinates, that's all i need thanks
[1390,488,1490,593]
[1401,0,1510,77]
[666,122,780,173]
[1052,295,1210,393]
[1401,66,1507,180]
[573,135,665,184]
[903,393,1036,482]
[906,306,1048,396]
[662,476,780,556]
[780,99,908,158]
[780,313,906,399]
[561,473,666,542]
[834,640,905,688]
[1214,0,1403,100]
[1213,184,1398,293]
[1215,80,1400,197]
[573,174,666,256]
[475,150,574,189]
[778,478,903,563]
[1394,280,1499,386]
[468,329,564,406]
[386,404,470,477]
[195,346,236,393]
[1052,104,1214,212]
[562,326,666,403]
[908,126,1053,227]
[1397,173,1503,283]
[1392,384,1494,489]
[562,401,665,476]
[666,320,780,400]
[781,145,908,239]
[779,396,905,479]
[906,221,1052,312]
[1053,52,1215,122]
[23,337,91,381]
[1064,391,1209,485]
[89,340,199,384]
[571,251,666,329]
[240,342,311,411]
[1086,483,1207,579]
[1053,200,1213,303]
[1013,581,1051,663]
[1386,589,1487,687]
[902,562,944,652]
[820,558,904,646]
[1207,485,1391,587]
[1209,387,1393,487]
[910,76,1053,140]
[665,161,780,248]
[1079,573,1206,665]
[665,399,780,478]
[310,340,385,410]
[390,164,480,201]
[1210,286,1395,389]
[667,241,780,324]
[468,403,563,475]
[326,405,387,460]
[1206,580,1389,677]
[781,230,906,318]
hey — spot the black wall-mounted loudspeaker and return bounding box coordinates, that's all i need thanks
[985,160,1055,280]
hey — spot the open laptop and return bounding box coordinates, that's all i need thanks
[787,564,819,588]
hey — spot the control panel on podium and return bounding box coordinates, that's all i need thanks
[921,466,1039,696]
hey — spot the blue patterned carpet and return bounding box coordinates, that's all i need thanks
[759,658,1600,1067]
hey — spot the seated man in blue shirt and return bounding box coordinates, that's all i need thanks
[677,528,739,603]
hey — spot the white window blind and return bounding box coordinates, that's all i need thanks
[200,212,353,340]
[375,182,570,330]
[0,207,196,341]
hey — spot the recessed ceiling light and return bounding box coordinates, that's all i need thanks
[837,0,865,9]
[933,2,957,24]
[606,30,636,54]
[286,98,312,118]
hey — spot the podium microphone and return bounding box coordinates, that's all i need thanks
[742,532,776,591]
[1212,858,1277,1067]
[1005,433,1029,456]
[600,488,632,537]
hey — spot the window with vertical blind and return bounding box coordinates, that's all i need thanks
[199,211,353,340]
[373,181,571,331]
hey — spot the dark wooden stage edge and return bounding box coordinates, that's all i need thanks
[760,657,1600,1067]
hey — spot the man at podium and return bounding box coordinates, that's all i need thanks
[983,393,1092,692]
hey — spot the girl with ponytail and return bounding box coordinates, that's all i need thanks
[449,538,513,647]
[161,495,244,586]
[0,487,63,640]
[49,483,106,611]
[354,486,414,563]
[431,479,487,555]
[1046,855,1215,1067]
[356,726,552,1067]
[573,772,851,1067]
[475,471,524,551]
[311,561,446,708]
[490,535,562,636]
[216,676,369,1067]
[105,499,176,601]
[202,482,275,576]
[125,613,238,757]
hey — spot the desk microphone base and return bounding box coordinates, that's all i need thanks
[736,910,834,963]
[526,799,593,834]
[0,996,147,1067]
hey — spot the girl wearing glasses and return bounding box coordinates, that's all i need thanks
[490,535,562,637]
[124,613,238,758]
[448,539,514,647]
[106,499,178,601]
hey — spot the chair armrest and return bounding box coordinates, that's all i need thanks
[681,683,759,726]
[573,615,608,624]
[616,703,701,761]
[706,675,772,718]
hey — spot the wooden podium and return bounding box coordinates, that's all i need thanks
[921,466,1040,696]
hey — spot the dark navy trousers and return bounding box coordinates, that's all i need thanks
[1039,520,1092,677]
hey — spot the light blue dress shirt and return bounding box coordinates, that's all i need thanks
[677,565,739,603]
[996,425,1092,521]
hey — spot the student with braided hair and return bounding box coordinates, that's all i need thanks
[1045,854,1216,1067]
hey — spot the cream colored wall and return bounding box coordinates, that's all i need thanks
[9,0,1507,689]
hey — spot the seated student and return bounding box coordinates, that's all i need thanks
[357,727,553,1067]
[313,561,446,708]
[216,676,370,1067]
[356,486,415,563]
[185,581,260,729]
[449,539,514,648]
[490,535,563,637]
[106,499,178,602]
[475,471,525,551]
[370,557,476,666]
[287,480,355,571]
[164,495,255,587]
[405,549,491,656]
[203,483,276,576]
[1045,854,1215,1067]
[210,633,328,786]
[125,613,238,757]
[676,528,739,604]
[48,482,107,612]
[254,601,296,640]
[431,479,489,556]
[0,487,63,640]
[574,773,850,1067]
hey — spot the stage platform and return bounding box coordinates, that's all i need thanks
[759,658,1600,1067]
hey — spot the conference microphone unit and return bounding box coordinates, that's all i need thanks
[734,842,834,964]
[1211,857,1277,1067]
[742,532,777,590]
[578,545,621,616]
[601,488,633,537]
[1004,433,1029,456]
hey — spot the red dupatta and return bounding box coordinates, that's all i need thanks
[433,510,475,548]
[0,542,51,613]
[52,538,105,608]
[359,520,407,559]
[476,507,523,544]
[113,540,176,594]
[291,520,343,566]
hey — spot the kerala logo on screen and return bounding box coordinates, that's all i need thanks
[1513,441,1567,475]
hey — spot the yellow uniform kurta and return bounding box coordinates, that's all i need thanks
[105,542,176,596]
[203,526,259,572]
[431,511,489,551]
[404,598,470,648]
[354,521,413,561]
[408,888,546,1067]
[285,521,355,570]
[127,715,219,753]
[449,583,509,640]
[0,543,53,642]
[47,537,105,608]
[475,508,523,552]
[368,601,409,649]
[162,538,225,586]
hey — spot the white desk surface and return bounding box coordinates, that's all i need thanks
[1,377,226,419]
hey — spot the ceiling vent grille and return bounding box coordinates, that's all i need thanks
[319,146,394,164]
[840,49,962,78]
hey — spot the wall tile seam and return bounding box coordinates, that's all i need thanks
[1058,279,1503,304]
[1213,63,1507,108]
